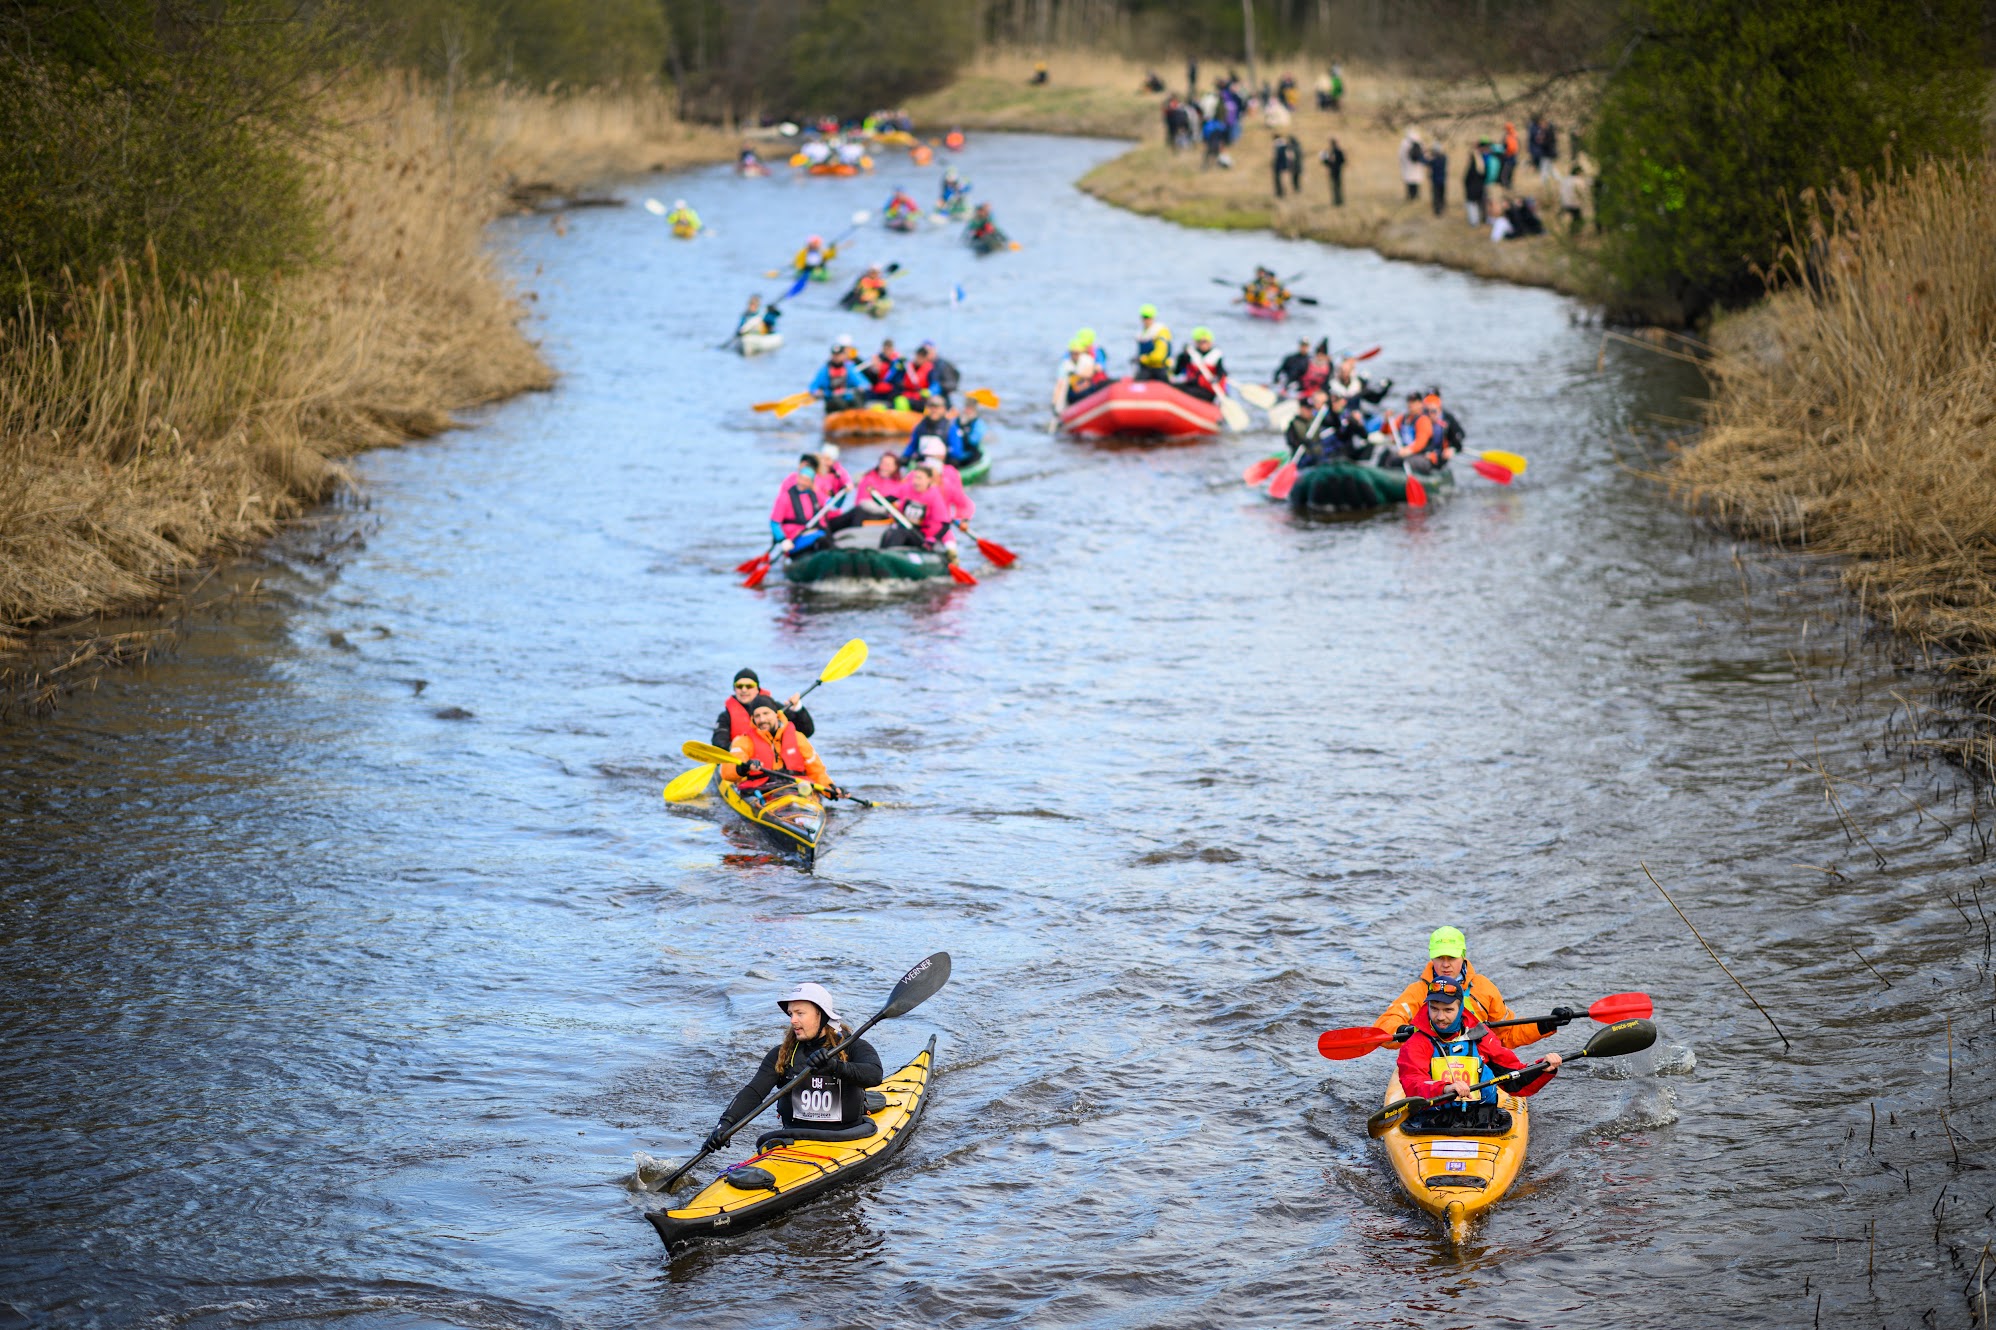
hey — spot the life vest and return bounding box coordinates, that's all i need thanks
[798,246,827,271]
[902,361,934,394]
[736,720,811,789]
[1137,322,1173,368]
[1063,354,1103,393]
[824,361,857,393]
[771,477,821,533]
[723,694,756,742]
[1423,1022,1499,1103]
[1180,345,1224,386]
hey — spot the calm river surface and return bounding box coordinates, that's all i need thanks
[3,134,1990,1329]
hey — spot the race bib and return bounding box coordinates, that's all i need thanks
[1430,1054,1480,1085]
[792,1073,843,1124]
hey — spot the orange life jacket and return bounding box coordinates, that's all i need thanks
[737,721,811,788]
[724,694,755,742]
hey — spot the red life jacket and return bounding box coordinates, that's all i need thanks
[723,694,755,742]
[737,721,810,788]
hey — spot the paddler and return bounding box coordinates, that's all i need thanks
[938,167,970,209]
[769,453,828,556]
[1054,332,1109,409]
[702,981,883,1154]
[664,199,701,234]
[843,264,891,315]
[1273,338,1313,395]
[906,342,959,407]
[1374,926,1571,1050]
[814,441,853,501]
[865,338,906,400]
[1170,326,1228,402]
[1396,978,1560,1127]
[966,203,1005,249]
[883,465,957,558]
[916,443,974,524]
[1330,354,1390,405]
[827,450,910,532]
[902,396,961,462]
[722,695,844,805]
[810,337,870,410]
[710,668,815,750]
[884,186,921,222]
[1388,392,1453,474]
[1134,304,1173,382]
[955,397,988,464]
[737,293,779,337]
[794,234,836,279]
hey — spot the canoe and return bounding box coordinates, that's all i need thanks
[1378,1071,1529,1244]
[784,544,951,585]
[824,407,921,438]
[1287,459,1455,512]
[719,777,828,865]
[646,1038,938,1251]
[738,332,783,357]
[1245,300,1287,321]
[1059,378,1222,441]
[957,451,991,485]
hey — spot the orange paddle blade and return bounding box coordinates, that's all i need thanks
[1243,456,1282,485]
[1404,471,1427,508]
[1470,458,1513,484]
[736,549,773,573]
[1266,457,1302,500]
[948,562,978,586]
[1589,992,1653,1022]
[973,535,1017,568]
[741,560,773,589]
[1317,1026,1393,1060]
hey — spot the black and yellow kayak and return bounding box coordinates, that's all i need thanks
[719,777,828,865]
[646,1038,937,1250]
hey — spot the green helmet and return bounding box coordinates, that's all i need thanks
[1077,327,1097,347]
[1429,926,1467,960]
[1192,326,1213,341]
[1139,303,1158,318]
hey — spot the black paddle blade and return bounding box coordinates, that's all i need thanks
[881,952,950,1018]
[1582,1017,1658,1060]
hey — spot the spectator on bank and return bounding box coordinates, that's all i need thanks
[1426,144,1449,217]
[1463,145,1487,225]
[1500,121,1520,187]
[1535,118,1560,185]
[1273,135,1298,197]
[1559,162,1589,234]
[1399,130,1426,202]
[1163,95,1193,151]
[1321,137,1347,206]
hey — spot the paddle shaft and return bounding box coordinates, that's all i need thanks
[748,483,852,571]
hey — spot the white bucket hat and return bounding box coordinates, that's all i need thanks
[778,982,841,1024]
[918,438,947,459]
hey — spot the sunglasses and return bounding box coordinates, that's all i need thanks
[734,682,757,691]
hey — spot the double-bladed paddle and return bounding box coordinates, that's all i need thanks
[1365,1018,1657,1139]
[651,952,951,1191]
[662,642,869,802]
[676,739,874,806]
[1315,992,1653,1061]
[739,484,852,587]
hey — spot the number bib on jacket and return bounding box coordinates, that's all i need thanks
[1430,1054,1481,1085]
[791,1073,843,1123]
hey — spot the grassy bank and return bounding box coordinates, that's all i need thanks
[912,52,1594,299]
[1673,155,1996,776]
[0,82,731,705]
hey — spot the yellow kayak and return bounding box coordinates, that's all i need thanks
[646,1039,936,1249]
[719,777,827,865]
[1379,1071,1530,1243]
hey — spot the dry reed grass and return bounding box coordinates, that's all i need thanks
[0,79,732,686]
[1675,154,1996,775]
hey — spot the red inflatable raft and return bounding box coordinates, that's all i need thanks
[1058,378,1222,440]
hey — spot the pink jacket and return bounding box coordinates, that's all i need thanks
[769,474,821,537]
[813,459,852,502]
[933,464,975,523]
[897,483,953,543]
[855,467,909,506]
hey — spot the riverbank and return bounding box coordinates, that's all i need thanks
[0,81,733,710]
[909,51,1595,302]
[1673,155,1996,777]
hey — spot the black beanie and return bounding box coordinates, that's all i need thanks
[747,693,783,716]
[734,668,760,686]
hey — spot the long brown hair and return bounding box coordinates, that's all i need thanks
[776,1019,851,1074]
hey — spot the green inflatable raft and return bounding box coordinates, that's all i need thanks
[1287,459,1454,512]
[785,545,952,584]
[957,451,991,485]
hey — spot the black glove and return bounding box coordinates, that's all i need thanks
[703,1122,731,1152]
[1394,1024,1414,1043]
[1551,1005,1578,1022]
[805,1048,837,1072]
[735,760,764,778]
[828,784,847,801]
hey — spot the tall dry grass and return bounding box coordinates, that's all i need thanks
[0,80,731,658]
[1674,154,1996,773]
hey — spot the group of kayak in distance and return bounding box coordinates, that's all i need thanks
[631,920,1657,1252]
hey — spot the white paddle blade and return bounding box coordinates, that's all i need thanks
[1267,401,1301,431]
[1235,382,1277,409]
[643,198,666,215]
[1219,396,1249,432]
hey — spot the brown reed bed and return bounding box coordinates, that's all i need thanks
[1673,154,1996,777]
[0,80,731,707]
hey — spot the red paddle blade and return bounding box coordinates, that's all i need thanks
[1588,992,1653,1023]
[1403,471,1427,508]
[736,550,772,574]
[948,563,978,586]
[1317,1026,1393,1060]
[1355,345,1382,361]
[741,560,773,589]
[1471,458,1513,484]
[1243,456,1281,484]
[1266,458,1302,499]
[973,536,1017,568]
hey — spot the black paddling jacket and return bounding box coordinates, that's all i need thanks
[723,1034,883,1129]
[710,701,813,750]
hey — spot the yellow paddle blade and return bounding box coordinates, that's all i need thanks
[817,638,869,683]
[663,765,715,802]
[1480,448,1528,475]
[1234,382,1277,409]
[681,739,738,765]
[753,391,815,415]
[966,387,1001,410]
[788,152,807,167]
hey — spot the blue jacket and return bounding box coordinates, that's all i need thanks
[810,362,872,397]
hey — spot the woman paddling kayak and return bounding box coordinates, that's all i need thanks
[702,983,884,1154]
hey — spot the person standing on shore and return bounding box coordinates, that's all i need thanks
[1559,162,1590,235]
[1399,130,1426,202]
[1187,56,1198,97]
[1463,145,1487,226]
[1272,136,1292,197]
[1320,138,1346,206]
[1500,121,1520,187]
[1426,144,1449,217]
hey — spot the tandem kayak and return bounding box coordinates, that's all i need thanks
[1378,1071,1530,1244]
[1059,378,1222,441]
[824,407,921,438]
[671,222,701,239]
[738,332,783,357]
[969,232,1010,256]
[785,541,953,586]
[1244,300,1288,321]
[646,1038,938,1251]
[719,777,828,865]
[1288,460,1454,512]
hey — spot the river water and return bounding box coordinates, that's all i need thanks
[3,134,1991,1329]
